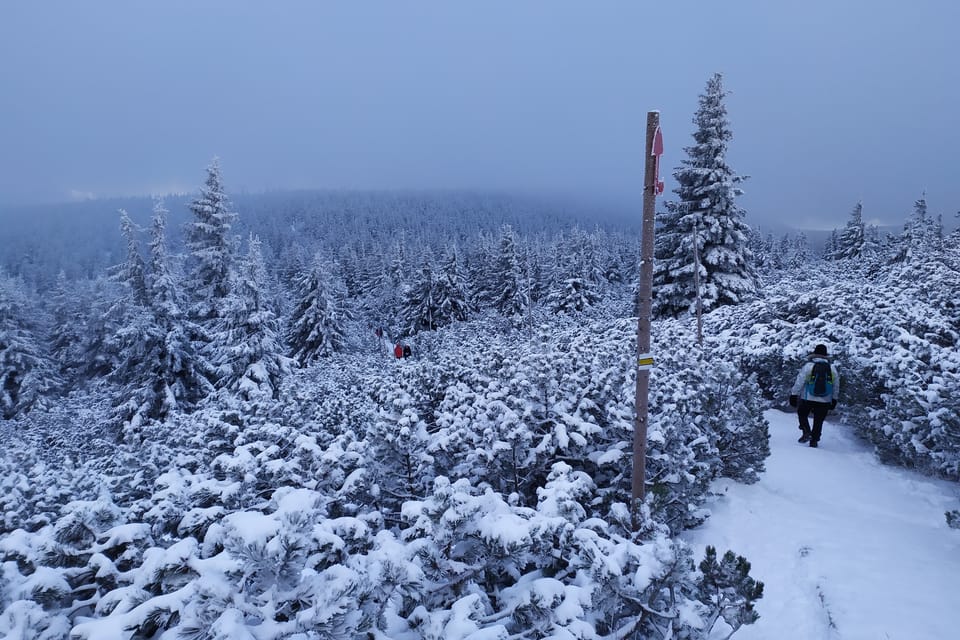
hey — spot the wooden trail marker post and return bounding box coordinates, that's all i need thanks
[632,111,663,531]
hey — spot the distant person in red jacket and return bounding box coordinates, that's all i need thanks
[394,342,403,359]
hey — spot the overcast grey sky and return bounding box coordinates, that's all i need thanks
[2,0,957,230]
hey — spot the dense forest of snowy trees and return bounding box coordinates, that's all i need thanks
[1,167,957,637]
[1,79,958,638]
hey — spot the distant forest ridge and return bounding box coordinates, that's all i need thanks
[0,189,642,282]
[0,187,944,288]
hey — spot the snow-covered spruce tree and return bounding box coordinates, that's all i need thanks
[47,271,88,384]
[117,210,149,306]
[892,193,940,264]
[144,201,213,414]
[545,273,600,314]
[491,224,530,320]
[594,228,630,285]
[433,248,471,326]
[388,236,409,291]
[465,231,498,308]
[545,230,601,314]
[112,202,216,436]
[108,209,157,430]
[526,247,550,304]
[746,228,770,273]
[73,276,128,381]
[835,200,866,260]
[398,255,440,336]
[567,227,606,286]
[209,235,291,401]
[772,234,791,271]
[183,157,238,325]
[652,200,699,315]
[823,229,838,260]
[0,273,61,419]
[288,253,351,364]
[654,73,756,318]
[790,232,810,268]
[103,212,157,426]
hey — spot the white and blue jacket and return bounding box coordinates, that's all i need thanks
[791,356,840,403]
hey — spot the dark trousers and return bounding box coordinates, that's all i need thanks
[798,400,831,443]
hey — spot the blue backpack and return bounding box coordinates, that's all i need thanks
[805,361,834,397]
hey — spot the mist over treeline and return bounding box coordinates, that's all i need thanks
[1,187,946,293]
[0,189,644,288]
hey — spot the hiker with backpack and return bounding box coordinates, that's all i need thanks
[789,343,840,448]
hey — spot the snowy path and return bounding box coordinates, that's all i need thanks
[687,410,960,640]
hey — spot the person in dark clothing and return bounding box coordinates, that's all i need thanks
[789,344,840,448]
[402,344,411,358]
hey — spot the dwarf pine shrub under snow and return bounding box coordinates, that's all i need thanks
[0,306,767,640]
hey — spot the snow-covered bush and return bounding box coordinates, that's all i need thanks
[708,253,960,480]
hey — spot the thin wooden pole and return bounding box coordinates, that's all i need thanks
[692,219,704,345]
[632,111,659,530]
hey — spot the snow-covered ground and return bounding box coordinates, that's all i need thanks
[687,409,960,640]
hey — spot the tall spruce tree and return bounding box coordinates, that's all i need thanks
[432,249,471,325]
[465,231,497,308]
[184,158,237,324]
[48,270,87,383]
[209,235,290,400]
[893,193,940,263]
[112,202,213,434]
[110,209,159,429]
[288,253,351,364]
[836,201,866,260]
[0,273,60,418]
[492,224,530,319]
[76,276,126,380]
[790,233,810,268]
[546,230,601,313]
[398,255,439,336]
[145,200,213,414]
[653,73,756,317]
[117,210,149,306]
[824,229,838,260]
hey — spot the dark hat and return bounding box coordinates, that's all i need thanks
[813,344,828,356]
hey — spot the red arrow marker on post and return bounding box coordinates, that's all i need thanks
[652,125,664,195]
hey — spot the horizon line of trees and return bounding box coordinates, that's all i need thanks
[3,105,958,435]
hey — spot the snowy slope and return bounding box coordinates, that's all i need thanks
[687,410,960,640]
